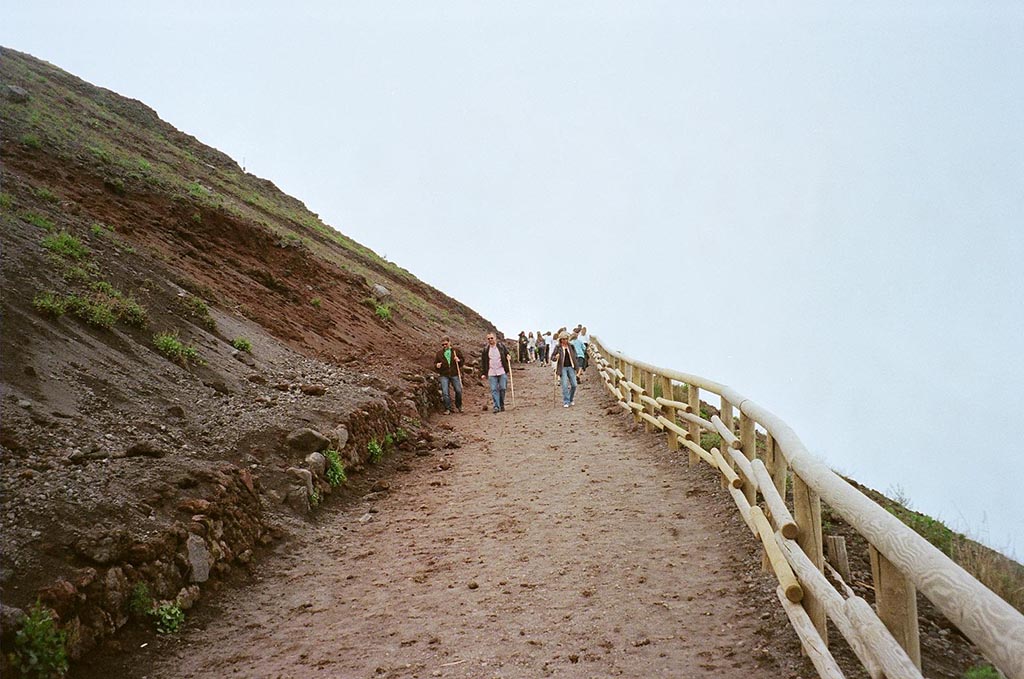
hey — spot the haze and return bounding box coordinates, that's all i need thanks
[4,2,1022,556]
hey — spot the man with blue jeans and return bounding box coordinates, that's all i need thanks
[433,337,464,414]
[478,332,511,413]
[550,333,578,407]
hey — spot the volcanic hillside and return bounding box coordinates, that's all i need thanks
[0,46,494,668]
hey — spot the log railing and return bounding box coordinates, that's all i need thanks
[589,336,1024,679]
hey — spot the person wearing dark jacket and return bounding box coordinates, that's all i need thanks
[479,332,511,413]
[434,337,464,414]
[550,332,578,407]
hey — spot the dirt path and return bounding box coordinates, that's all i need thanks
[106,364,814,678]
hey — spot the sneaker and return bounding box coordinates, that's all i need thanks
[493,407,500,413]
[569,401,574,406]
[563,403,569,408]
[444,410,451,415]
[457,407,463,413]
[500,406,505,411]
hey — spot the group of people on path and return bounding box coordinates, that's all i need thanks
[433,326,590,414]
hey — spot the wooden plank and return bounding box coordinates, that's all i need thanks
[660,375,678,450]
[826,535,852,585]
[778,536,885,678]
[728,484,757,535]
[750,506,803,602]
[725,447,756,491]
[686,383,700,466]
[639,394,660,408]
[775,587,846,679]
[676,410,715,432]
[711,415,742,449]
[750,459,798,539]
[638,412,664,430]
[870,545,922,669]
[793,473,827,644]
[710,448,742,489]
[655,396,692,413]
[656,416,691,441]
[680,438,716,467]
[844,596,925,679]
[621,380,644,393]
[740,413,756,505]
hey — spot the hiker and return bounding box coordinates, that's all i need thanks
[570,332,587,381]
[433,336,464,414]
[527,332,536,362]
[578,326,590,370]
[536,330,547,366]
[479,332,511,413]
[517,331,529,363]
[550,332,578,407]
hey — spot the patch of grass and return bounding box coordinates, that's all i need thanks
[88,144,111,163]
[23,213,55,230]
[150,602,184,634]
[7,601,68,679]
[700,431,723,452]
[41,231,88,260]
[65,294,117,329]
[129,583,153,618]
[137,158,152,173]
[963,664,1001,679]
[310,297,322,309]
[325,448,346,486]
[153,331,203,366]
[187,182,210,200]
[310,488,322,508]
[20,133,43,149]
[0,193,12,210]
[231,337,252,353]
[375,302,392,322]
[182,295,216,330]
[34,186,59,203]
[394,428,408,444]
[368,439,384,464]
[33,291,67,317]
[383,432,395,449]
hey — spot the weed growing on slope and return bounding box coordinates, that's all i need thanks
[150,602,184,634]
[34,186,59,203]
[231,337,252,353]
[20,133,43,149]
[33,292,68,317]
[129,583,153,618]
[24,213,55,230]
[375,302,392,322]
[7,601,68,679]
[325,448,346,486]
[310,297,322,309]
[153,332,203,366]
[368,439,384,464]
[41,232,88,260]
[182,295,216,330]
[0,193,14,210]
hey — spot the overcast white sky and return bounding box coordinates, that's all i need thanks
[5,2,1023,556]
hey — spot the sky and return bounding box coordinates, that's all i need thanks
[4,2,1023,557]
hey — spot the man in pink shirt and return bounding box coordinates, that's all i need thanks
[478,332,511,413]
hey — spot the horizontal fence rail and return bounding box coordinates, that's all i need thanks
[589,336,1024,679]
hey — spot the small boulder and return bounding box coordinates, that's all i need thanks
[4,85,29,102]
[331,425,349,449]
[305,452,327,478]
[287,467,314,497]
[300,384,327,396]
[372,283,391,299]
[286,428,330,453]
[186,534,211,583]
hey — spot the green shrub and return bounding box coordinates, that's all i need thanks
[183,295,216,330]
[325,448,347,486]
[150,602,184,634]
[88,144,111,163]
[394,428,408,444]
[33,292,67,317]
[383,433,395,449]
[116,296,148,327]
[21,134,43,149]
[24,213,55,230]
[41,232,88,260]
[368,439,383,464]
[964,665,1001,679]
[154,332,203,366]
[34,187,59,203]
[231,337,252,353]
[375,302,391,322]
[65,295,117,329]
[129,582,153,618]
[310,297,322,309]
[7,601,68,678]
[187,182,210,199]
[0,193,13,210]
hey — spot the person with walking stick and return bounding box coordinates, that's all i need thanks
[433,336,464,414]
[550,332,578,408]
[479,332,511,413]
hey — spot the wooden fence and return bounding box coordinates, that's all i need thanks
[588,336,1024,679]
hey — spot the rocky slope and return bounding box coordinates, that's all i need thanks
[0,46,494,673]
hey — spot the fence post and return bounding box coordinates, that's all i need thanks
[686,384,699,466]
[719,398,734,488]
[740,413,756,505]
[793,473,828,645]
[870,545,922,669]
[661,375,678,450]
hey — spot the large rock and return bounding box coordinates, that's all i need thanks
[372,284,391,299]
[332,425,349,450]
[186,534,211,583]
[286,427,330,453]
[287,467,314,497]
[305,452,326,478]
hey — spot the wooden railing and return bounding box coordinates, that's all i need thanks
[589,336,1024,679]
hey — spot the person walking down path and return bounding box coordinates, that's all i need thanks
[570,332,587,381]
[535,331,548,366]
[517,331,529,363]
[550,332,578,407]
[479,332,511,413]
[433,337,464,414]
